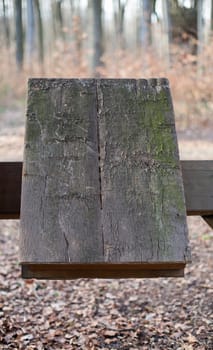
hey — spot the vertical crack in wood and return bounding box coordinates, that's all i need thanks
[40,175,48,238]
[96,80,103,210]
[96,80,105,257]
[62,231,71,262]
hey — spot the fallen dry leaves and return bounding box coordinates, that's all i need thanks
[0,216,212,349]
[0,110,213,349]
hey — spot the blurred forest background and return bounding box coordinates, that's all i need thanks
[0,0,213,143]
[0,3,213,348]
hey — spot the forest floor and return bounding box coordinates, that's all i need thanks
[0,107,212,349]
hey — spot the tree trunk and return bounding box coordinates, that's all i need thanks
[15,0,24,70]
[34,0,44,64]
[26,0,35,63]
[197,0,203,50]
[113,0,128,50]
[52,0,65,41]
[161,0,170,66]
[140,0,152,49]
[197,0,212,72]
[197,0,204,73]
[71,0,83,61]
[211,0,213,31]
[2,0,10,48]
[91,0,103,76]
[202,0,212,44]
[57,0,64,39]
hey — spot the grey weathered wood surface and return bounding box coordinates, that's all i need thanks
[20,78,190,270]
[181,160,213,216]
[99,79,190,263]
[20,79,103,263]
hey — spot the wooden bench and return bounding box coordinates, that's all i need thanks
[0,161,212,278]
[0,79,212,279]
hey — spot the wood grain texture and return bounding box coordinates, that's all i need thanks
[20,78,190,272]
[98,79,190,263]
[20,79,103,263]
[1,161,213,219]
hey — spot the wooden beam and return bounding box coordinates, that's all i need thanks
[181,161,213,216]
[22,262,185,279]
[0,162,22,219]
[0,161,213,220]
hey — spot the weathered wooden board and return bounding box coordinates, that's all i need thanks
[99,79,190,263]
[1,161,213,220]
[20,79,103,263]
[20,78,191,278]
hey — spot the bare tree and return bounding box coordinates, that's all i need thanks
[15,0,24,70]
[113,0,128,50]
[2,0,10,48]
[91,0,103,76]
[52,0,65,41]
[34,0,44,64]
[161,0,171,66]
[26,0,35,62]
[70,0,83,57]
[140,0,152,49]
[197,0,204,56]
[211,0,213,31]
[196,0,212,73]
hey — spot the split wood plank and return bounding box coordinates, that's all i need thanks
[20,78,190,273]
[20,79,103,263]
[99,79,190,263]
